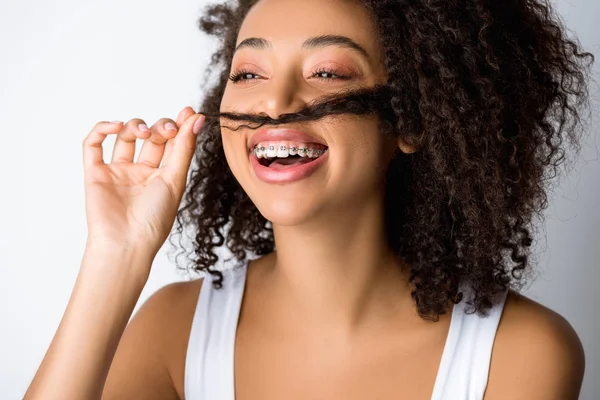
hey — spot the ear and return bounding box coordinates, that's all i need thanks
[397,136,418,154]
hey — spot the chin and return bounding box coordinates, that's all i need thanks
[251,190,324,227]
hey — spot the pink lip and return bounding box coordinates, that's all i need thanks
[250,149,329,184]
[248,128,328,151]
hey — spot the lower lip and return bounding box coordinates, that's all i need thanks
[250,150,329,184]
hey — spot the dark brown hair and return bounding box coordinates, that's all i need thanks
[170,0,595,320]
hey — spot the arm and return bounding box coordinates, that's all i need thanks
[24,107,205,399]
[24,245,152,400]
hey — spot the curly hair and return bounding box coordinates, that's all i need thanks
[170,0,595,320]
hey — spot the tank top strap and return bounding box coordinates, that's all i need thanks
[184,260,248,400]
[431,284,509,400]
[185,262,508,400]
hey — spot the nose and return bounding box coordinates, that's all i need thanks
[257,72,307,120]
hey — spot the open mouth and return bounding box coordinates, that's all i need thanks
[254,145,328,170]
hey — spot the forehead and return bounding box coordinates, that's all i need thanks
[237,0,380,55]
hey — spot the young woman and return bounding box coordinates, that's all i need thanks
[25,0,594,399]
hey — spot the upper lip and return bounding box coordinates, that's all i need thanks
[248,128,328,151]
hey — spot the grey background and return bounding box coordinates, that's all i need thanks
[0,0,598,398]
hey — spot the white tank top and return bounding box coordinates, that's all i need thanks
[185,259,508,400]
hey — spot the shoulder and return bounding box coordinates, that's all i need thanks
[134,278,205,338]
[483,290,585,400]
[128,277,205,360]
[103,278,204,399]
[144,278,205,391]
[145,278,204,313]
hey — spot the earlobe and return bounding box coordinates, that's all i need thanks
[397,137,418,154]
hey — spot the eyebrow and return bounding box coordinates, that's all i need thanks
[234,35,370,59]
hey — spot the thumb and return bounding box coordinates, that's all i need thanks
[161,113,205,194]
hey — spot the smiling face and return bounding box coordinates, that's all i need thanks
[220,0,410,226]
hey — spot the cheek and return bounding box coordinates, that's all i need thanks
[220,84,240,113]
[220,92,232,114]
[221,130,247,182]
[324,119,392,199]
[331,118,390,172]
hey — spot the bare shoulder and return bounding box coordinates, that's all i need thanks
[103,278,204,400]
[483,290,585,400]
[144,278,205,397]
[143,277,204,315]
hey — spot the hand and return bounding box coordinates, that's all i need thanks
[82,107,204,257]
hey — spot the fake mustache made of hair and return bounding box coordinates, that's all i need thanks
[197,84,399,136]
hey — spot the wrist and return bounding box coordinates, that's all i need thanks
[85,237,159,259]
[83,240,156,283]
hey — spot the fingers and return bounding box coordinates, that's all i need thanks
[82,121,125,170]
[83,108,202,185]
[111,119,151,163]
[136,118,178,168]
[176,106,196,128]
[138,107,197,168]
[161,113,205,193]
[164,107,197,164]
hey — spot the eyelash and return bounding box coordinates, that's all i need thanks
[228,68,352,83]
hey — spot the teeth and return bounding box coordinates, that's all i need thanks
[253,146,268,159]
[277,145,288,158]
[253,143,327,159]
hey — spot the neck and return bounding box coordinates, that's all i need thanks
[259,191,413,338]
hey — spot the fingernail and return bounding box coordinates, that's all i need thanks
[165,122,177,131]
[193,116,205,135]
[138,124,150,132]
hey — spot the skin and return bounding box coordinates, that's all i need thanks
[220,0,418,337]
[25,0,585,399]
